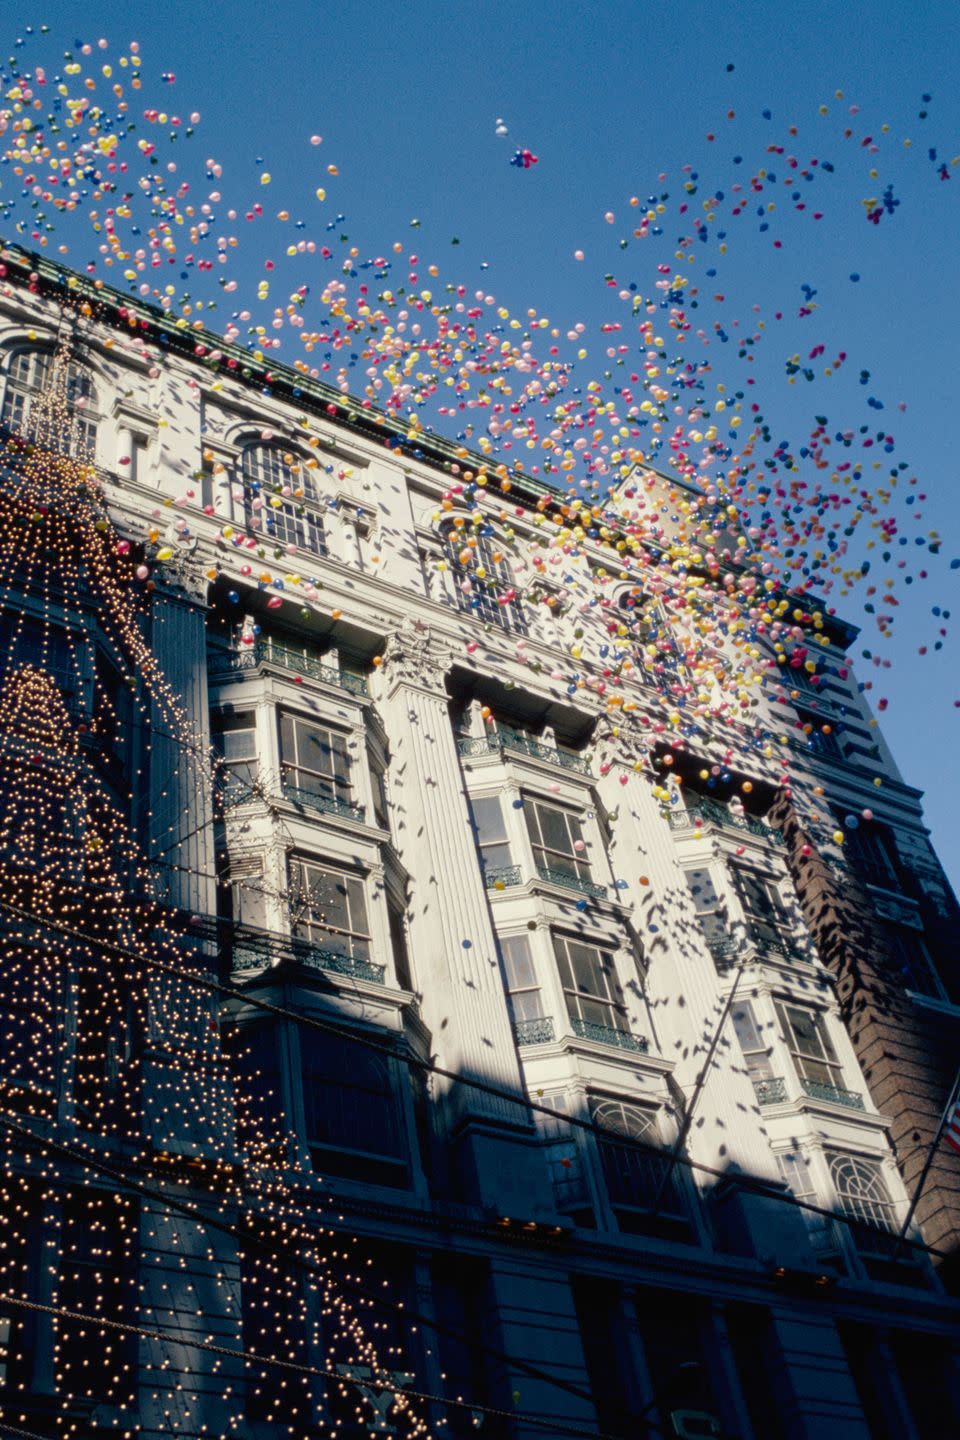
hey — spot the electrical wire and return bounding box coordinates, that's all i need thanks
[0,1109,616,1428]
[0,1292,632,1440]
[0,893,941,1266]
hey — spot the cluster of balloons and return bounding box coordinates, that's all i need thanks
[0,27,955,774]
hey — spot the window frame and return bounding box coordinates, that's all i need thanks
[441,518,528,635]
[775,1000,844,1088]
[524,795,591,882]
[278,709,353,807]
[552,933,625,1032]
[288,856,371,960]
[241,441,328,557]
[1,347,99,459]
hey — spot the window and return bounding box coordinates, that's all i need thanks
[839,816,901,890]
[222,1022,288,1164]
[241,443,327,556]
[300,1028,406,1186]
[388,901,413,990]
[553,934,624,1032]
[795,707,841,758]
[443,521,527,634]
[370,755,390,830]
[730,1001,774,1082]
[633,1289,726,1437]
[279,712,352,809]
[0,612,82,713]
[499,934,543,1024]
[212,708,258,801]
[731,865,792,948]
[776,1150,840,1261]
[289,858,370,959]
[590,1098,681,1213]
[524,797,590,883]
[775,1001,843,1088]
[683,867,729,947]
[883,926,942,998]
[827,1152,899,1251]
[57,1192,137,1408]
[469,794,513,883]
[224,856,268,933]
[1,348,98,458]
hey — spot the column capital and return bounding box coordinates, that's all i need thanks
[592,713,652,774]
[379,618,454,697]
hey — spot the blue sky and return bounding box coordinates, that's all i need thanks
[8,0,960,886]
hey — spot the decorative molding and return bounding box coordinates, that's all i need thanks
[378,618,453,697]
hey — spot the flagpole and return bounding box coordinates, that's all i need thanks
[896,1063,960,1247]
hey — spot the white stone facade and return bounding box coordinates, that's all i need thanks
[0,251,958,1440]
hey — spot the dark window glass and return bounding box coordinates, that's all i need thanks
[300,1028,406,1186]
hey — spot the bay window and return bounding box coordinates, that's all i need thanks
[552,934,624,1033]
[524,797,590,884]
[289,858,371,960]
[775,1001,843,1088]
[279,711,352,810]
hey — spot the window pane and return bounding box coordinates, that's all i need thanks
[501,934,537,990]
[538,805,573,855]
[471,795,507,845]
[731,1002,763,1053]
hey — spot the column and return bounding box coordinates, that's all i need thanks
[376,621,554,1215]
[592,719,812,1263]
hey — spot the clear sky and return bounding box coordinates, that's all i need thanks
[7,0,960,887]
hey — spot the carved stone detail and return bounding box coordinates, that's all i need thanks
[378,618,454,696]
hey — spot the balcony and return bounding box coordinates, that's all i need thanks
[484,864,523,891]
[569,1018,649,1053]
[707,936,742,973]
[535,864,608,900]
[231,926,385,985]
[513,1016,556,1046]
[668,794,785,846]
[456,730,591,776]
[799,1078,865,1110]
[281,779,366,824]
[752,1077,788,1105]
[208,641,369,697]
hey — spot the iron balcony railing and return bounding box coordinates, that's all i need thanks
[535,864,608,900]
[280,779,366,824]
[513,1016,556,1046]
[483,864,523,891]
[231,926,385,985]
[752,1077,788,1105]
[667,795,785,846]
[706,936,742,973]
[456,730,591,776]
[799,1077,865,1110]
[208,641,369,697]
[569,1018,649,1053]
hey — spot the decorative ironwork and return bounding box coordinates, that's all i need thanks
[706,936,742,973]
[752,1077,787,1105]
[535,865,607,900]
[667,795,785,845]
[207,641,368,696]
[281,780,366,823]
[569,1018,648,1053]
[484,864,522,890]
[749,932,804,962]
[513,1017,556,1046]
[799,1078,865,1110]
[456,730,590,775]
[231,927,385,984]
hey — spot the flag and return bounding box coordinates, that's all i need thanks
[945,1094,960,1155]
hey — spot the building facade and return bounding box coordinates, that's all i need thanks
[0,247,958,1440]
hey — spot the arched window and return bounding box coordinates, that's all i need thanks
[441,519,527,634]
[828,1152,897,1234]
[589,1098,684,1215]
[241,442,327,557]
[1,347,99,459]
